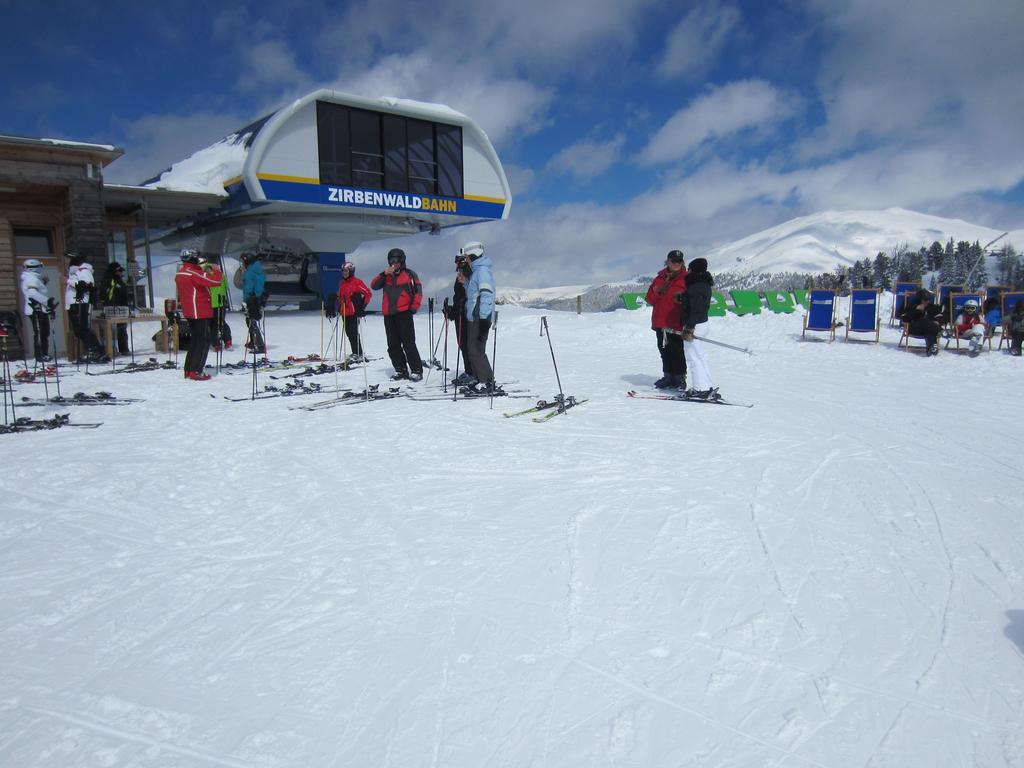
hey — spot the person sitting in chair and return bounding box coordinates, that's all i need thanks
[953,298,988,356]
[901,288,946,357]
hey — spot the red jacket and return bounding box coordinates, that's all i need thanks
[175,263,223,319]
[370,267,423,315]
[645,267,688,330]
[336,275,372,318]
[955,312,985,335]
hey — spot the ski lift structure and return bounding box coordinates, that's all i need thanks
[139,89,511,307]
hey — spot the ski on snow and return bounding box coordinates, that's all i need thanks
[291,386,405,411]
[0,413,102,434]
[504,395,581,418]
[18,391,144,406]
[626,390,753,408]
[531,397,587,421]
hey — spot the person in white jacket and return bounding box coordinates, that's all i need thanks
[64,252,106,362]
[20,259,56,361]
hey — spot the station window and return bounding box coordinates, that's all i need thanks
[316,101,463,198]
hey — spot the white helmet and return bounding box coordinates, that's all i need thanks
[459,241,484,260]
[23,258,43,271]
[964,299,979,310]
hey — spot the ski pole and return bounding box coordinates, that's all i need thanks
[540,316,565,408]
[48,317,62,400]
[358,316,369,396]
[692,334,754,356]
[489,310,498,411]
[425,302,448,385]
[428,297,434,369]
[441,298,449,393]
[453,314,463,401]
[1,333,15,424]
[320,301,325,361]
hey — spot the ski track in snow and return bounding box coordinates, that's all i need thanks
[1,304,1023,767]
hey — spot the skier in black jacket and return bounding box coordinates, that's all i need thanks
[679,257,718,399]
[446,252,475,385]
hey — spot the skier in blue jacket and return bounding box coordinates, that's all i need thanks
[460,241,497,393]
[241,253,267,353]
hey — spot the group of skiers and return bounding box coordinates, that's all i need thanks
[19,253,113,365]
[901,288,1024,356]
[167,240,499,390]
[645,251,719,400]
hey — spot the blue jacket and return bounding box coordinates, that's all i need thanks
[464,255,495,322]
[242,262,266,300]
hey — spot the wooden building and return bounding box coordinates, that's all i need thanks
[0,135,221,358]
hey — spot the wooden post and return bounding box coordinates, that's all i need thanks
[576,295,582,314]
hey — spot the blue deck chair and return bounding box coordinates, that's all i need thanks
[620,292,646,310]
[845,288,880,343]
[730,290,763,316]
[985,285,1010,304]
[936,284,963,325]
[764,291,797,313]
[802,289,837,342]
[792,289,810,310]
[708,291,728,317]
[945,292,985,351]
[890,282,919,326]
[998,291,1024,350]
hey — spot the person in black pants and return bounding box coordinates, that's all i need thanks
[446,253,474,384]
[370,249,424,381]
[902,288,946,356]
[64,252,107,362]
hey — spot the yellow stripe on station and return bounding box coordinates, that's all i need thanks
[464,193,507,204]
[257,173,321,185]
[222,175,243,188]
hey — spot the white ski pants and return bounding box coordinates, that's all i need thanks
[684,321,714,391]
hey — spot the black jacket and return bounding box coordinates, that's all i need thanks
[681,272,713,327]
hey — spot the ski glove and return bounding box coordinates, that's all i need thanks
[681,327,695,341]
[325,294,338,319]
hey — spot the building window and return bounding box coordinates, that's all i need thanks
[317,102,351,186]
[316,100,463,198]
[13,228,53,254]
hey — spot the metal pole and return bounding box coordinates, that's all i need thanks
[142,198,155,308]
[964,232,1008,287]
[540,316,565,406]
[489,311,498,410]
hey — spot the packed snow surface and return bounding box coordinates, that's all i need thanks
[2,303,1023,767]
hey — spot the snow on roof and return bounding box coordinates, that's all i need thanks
[142,133,250,197]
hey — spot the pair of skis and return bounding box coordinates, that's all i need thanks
[504,395,587,421]
[0,413,102,434]
[626,390,753,408]
[19,391,143,407]
[292,386,405,411]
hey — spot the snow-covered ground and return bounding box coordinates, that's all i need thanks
[2,302,1023,768]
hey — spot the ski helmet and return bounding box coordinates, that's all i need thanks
[342,261,355,274]
[964,299,979,310]
[459,241,484,260]
[23,258,43,271]
[66,250,85,266]
[387,248,406,265]
[180,247,201,263]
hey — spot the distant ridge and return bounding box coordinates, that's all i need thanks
[704,207,1023,275]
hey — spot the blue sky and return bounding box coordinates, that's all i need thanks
[2,0,1023,288]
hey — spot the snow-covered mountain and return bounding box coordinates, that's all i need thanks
[704,208,1024,275]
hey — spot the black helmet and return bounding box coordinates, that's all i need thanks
[342,261,355,275]
[387,248,406,265]
[180,247,201,263]
[66,251,85,267]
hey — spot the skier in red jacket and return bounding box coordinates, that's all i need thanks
[336,261,372,361]
[644,249,688,389]
[370,248,424,381]
[174,247,222,380]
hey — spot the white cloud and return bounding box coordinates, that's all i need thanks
[639,80,797,165]
[237,39,307,93]
[546,135,625,181]
[658,2,741,79]
[332,51,554,146]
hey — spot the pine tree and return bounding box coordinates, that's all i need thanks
[938,238,959,284]
[873,251,892,289]
[927,241,944,271]
[965,241,988,289]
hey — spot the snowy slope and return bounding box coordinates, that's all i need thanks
[2,304,1023,767]
[705,208,1024,275]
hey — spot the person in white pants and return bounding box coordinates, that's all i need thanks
[679,257,718,400]
[953,299,987,354]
